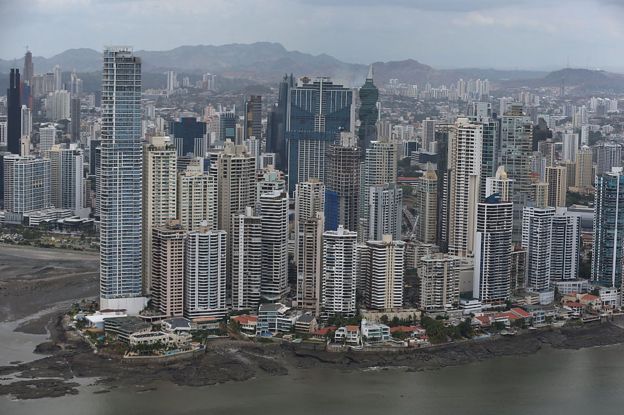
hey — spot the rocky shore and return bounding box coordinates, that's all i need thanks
[2,315,624,400]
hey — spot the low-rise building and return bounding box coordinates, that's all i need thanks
[161,317,192,335]
[554,279,590,295]
[231,315,258,336]
[334,325,360,345]
[104,316,152,343]
[256,303,297,336]
[360,319,390,342]
[295,314,318,334]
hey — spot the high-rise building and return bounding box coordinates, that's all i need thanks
[259,190,289,301]
[367,183,403,241]
[256,167,286,202]
[169,117,207,157]
[575,146,593,189]
[166,70,177,92]
[45,90,71,121]
[218,111,237,144]
[53,65,62,91]
[47,145,84,212]
[184,226,227,318]
[325,139,360,232]
[142,136,177,293]
[23,50,33,87]
[7,69,21,155]
[592,168,624,287]
[485,166,513,201]
[421,118,436,153]
[177,164,217,231]
[21,105,32,139]
[216,141,256,238]
[562,133,579,162]
[2,155,51,214]
[70,97,81,142]
[360,235,405,311]
[244,95,262,141]
[151,221,185,317]
[595,142,622,175]
[448,118,482,257]
[473,195,513,304]
[359,140,398,239]
[39,125,56,152]
[358,66,379,152]
[266,74,293,171]
[231,207,263,311]
[99,47,144,313]
[295,179,325,265]
[532,181,549,208]
[522,207,555,292]
[478,116,499,201]
[286,78,353,194]
[297,212,324,315]
[550,214,580,281]
[414,166,437,244]
[545,166,567,207]
[322,226,357,317]
[417,253,460,311]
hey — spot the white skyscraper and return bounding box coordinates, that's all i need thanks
[47,145,84,213]
[21,105,32,139]
[322,226,358,317]
[99,47,145,313]
[2,155,51,214]
[45,90,71,121]
[231,207,263,311]
[259,190,289,301]
[562,133,579,162]
[177,164,218,231]
[522,207,554,292]
[39,125,56,152]
[448,117,483,257]
[473,197,513,303]
[367,183,403,241]
[184,227,227,318]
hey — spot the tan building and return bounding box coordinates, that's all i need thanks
[532,182,549,208]
[151,221,185,317]
[142,136,177,293]
[177,164,217,231]
[417,253,460,311]
[575,146,593,190]
[414,165,437,244]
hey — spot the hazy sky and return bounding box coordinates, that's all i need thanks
[1,0,624,70]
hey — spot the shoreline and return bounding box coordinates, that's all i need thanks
[2,315,624,400]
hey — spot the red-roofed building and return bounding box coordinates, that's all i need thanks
[579,294,601,308]
[231,315,258,335]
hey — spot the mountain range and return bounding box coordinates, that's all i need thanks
[1,42,622,93]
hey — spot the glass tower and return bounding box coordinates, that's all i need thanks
[99,47,144,312]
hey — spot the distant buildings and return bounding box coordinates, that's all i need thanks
[169,117,207,157]
[358,66,379,153]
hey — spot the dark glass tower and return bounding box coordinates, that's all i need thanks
[357,65,379,154]
[170,117,207,156]
[244,95,262,141]
[266,74,293,171]
[7,69,21,155]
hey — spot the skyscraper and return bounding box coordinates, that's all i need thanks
[259,190,289,301]
[218,111,237,144]
[47,145,84,213]
[358,66,379,152]
[2,155,51,214]
[473,194,513,304]
[297,212,324,315]
[231,207,263,311]
[39,125,56,151]
[325,138,360,232]
[562,133,579,162]
[151,221,185,317]
[550,214,580,281]
[592,168,624,288]
[99,47,144,313]
[184,226,228,318]
[70,97,81,142]
[23,50,33,87]
[244,95,262,141]
[522,207,555,292]
[360,235,405,311]
[169,117,207,157]
[575,146,593,190]
[286,77,353,194]
[266,74,292,171]
[414,166,437,244]
[322,226,358,317]
[485,166,513,202]
[142,136,177,293]
[367,183,403,241]
[7,69,21,155]
[595,142,622,176]
[545,165,567,208]
[421,118,436,153]
[447,118,483,257]
[417,253,460,311]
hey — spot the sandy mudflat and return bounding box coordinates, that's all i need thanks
[0,244,99,322]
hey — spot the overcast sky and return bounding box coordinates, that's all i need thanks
[1,0,623,70]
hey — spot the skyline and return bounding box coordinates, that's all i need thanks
[1,0,624,71]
